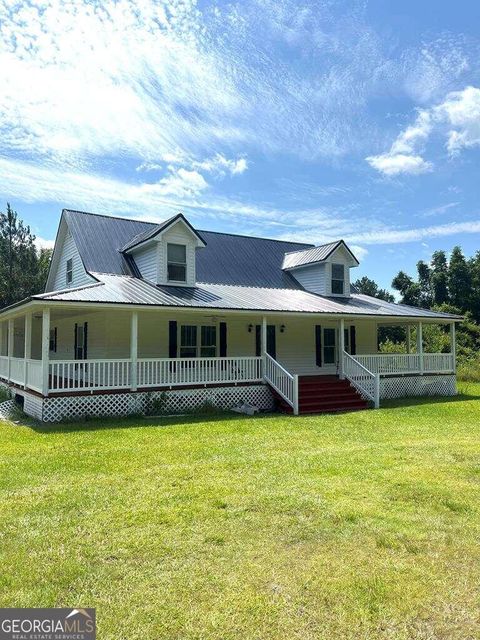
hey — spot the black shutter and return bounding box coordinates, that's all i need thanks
[315,325,322,367]
[74,323,78,360]
[83,322,88,359]
[255,325,261,357]
[350,325,356,355]
[219,322,227,357]
[169,321,177,358]
[267,325,276,359]
[54,327,57,353]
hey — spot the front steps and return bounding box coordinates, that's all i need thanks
[275,375,369,415]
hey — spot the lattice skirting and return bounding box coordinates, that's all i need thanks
[27,384,275,423]
[380,374,457,400]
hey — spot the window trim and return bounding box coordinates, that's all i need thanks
[179,324,217,358]
[167,243,187,283]
[331,263,345,295]
[66,258,73,285]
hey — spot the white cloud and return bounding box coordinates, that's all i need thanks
[366,153,432,176]
[34,236,55,251]
[367,86,480,175]
[350,245,368,261]
[157,168,208,197]
[344,220,480,245]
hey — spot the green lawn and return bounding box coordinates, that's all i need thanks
[1,385,480,639]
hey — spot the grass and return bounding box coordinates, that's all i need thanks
[1,386,480,639]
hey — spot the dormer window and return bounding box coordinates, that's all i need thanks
[66,258,73,285]
[167,243,187,283]
[331,264,344,295]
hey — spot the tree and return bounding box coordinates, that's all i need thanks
[0,203,51,308]
[416,260,433,308]
[391,271,421,307]
[448,246,471,311]
[353,276,395,302]
[430,250,449,305]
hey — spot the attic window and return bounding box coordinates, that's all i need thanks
[167,243,187,282]
[66,258,73,285]
[331,263,344,295]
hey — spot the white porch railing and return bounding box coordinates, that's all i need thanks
[49,359,131,392]
[343,351,379,408]
[355,353,455,375]
[26,359,43,393]
[9,357,26,386]
[47,356,263,393]
[263,353,298,415]
[0,355,8,380]
[137,356,262,387]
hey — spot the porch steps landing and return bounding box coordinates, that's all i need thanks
[277,375,369,415]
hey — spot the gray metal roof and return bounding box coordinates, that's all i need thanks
[34,273,461,319]
[282,240,359,270]
[121,213,206,251]
[63,209,313,288]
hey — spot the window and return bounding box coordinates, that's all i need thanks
[331,263,344,295]
[323,328,336,364]
[66,258,73,285]
[49,328,57,353]
[167,243,187,282]
[180,325,217,358]
[75,322,88,360]
[200,326,216,357]
[180,325,197,358]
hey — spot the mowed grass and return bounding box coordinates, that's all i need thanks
[1,386,480,639]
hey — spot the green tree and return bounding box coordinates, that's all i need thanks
[391,271,421,307]
[353,276,395,302]
[448,246,471,311]
[430,250,449,305]
[0,203,51,308]
[416,260,432,307]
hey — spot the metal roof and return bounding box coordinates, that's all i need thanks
[121,213,206,251]
[282,240,359,270]
[64,210,313,288]
[33,273,461,319]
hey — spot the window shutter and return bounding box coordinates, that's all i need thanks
[219,322,227,357]
[83,323,88,359]
[315,325,322,366]
[169,321,177,358]
[54,327,57,353]
[255,325,261,357]
[74,323,78,360]
[350,325,356,355]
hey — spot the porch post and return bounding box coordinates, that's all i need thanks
[7,318,14,383]
[24,313,32,389]
[130,311,138,391]
[339,318,345,379]
[261,316,267,376]
[406,325,411,354]
[450,321,456,373]
[417,322,423,374]
[41,308,50,396]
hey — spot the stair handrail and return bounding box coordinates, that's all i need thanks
[263,353,299,415]
[343,351,380,409]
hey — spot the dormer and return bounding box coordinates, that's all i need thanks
[122,213,206,287]
[282,240,359,297]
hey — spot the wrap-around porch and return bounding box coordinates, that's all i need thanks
[0,304,457,414]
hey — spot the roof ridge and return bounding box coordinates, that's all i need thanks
[198,228,314,246]
[283,239,341,256]
[64,208,161,226]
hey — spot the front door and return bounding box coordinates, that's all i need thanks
[74,322,88,360]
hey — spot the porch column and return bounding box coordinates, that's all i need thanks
[406,325,411,354]
[417,322,423,374]
[339,318,345,379]
[24,313,32,389]
[41,308,50,396]
[7,318,14,382]
[130,311,138,391]
[261,316,267,375]
[450,321,456,373]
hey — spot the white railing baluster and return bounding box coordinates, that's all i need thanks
[344,351,379,408]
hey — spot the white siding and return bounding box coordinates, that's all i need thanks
[52,230,93,291]
[289,244,354,297]
[290,263,327,295]
[132,244,158,283]
[159,222,197,286]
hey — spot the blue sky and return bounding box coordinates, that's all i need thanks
[1,0,480,290]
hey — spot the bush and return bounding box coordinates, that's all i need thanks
[457,354,480,382]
